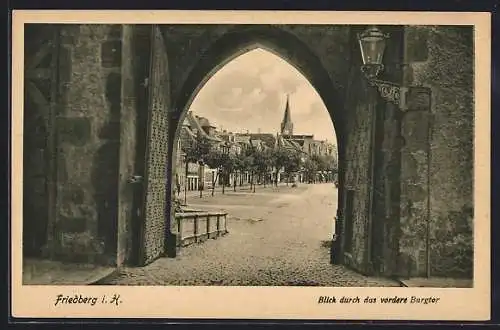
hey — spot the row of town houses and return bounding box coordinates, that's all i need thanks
[175,96,337,192]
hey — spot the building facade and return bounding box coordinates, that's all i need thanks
[175,94,339,192]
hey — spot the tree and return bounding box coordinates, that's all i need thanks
[303,158,318,183]
[221,152,235,194]
[182,132,211,165]
[283,150,302,185]
[323,153,339,181]
[311,153,338,182]
[241,145,257,192]
[204,147,226,196]
[270,147,291,187]
[232,152,246,191]
[253,148,272,189]
[203,144,238,195]
[181,132,211,198]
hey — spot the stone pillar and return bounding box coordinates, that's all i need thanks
[51,25,123,265]
[364,26,406,277]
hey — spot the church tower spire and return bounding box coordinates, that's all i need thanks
[280,94,294,135]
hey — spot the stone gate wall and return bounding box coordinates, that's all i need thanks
[402,26,474,278]
[51,24,124,265]
[23,25,57,257]
[21,24,475,279]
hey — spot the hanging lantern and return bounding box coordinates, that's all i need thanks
[357,26,389,79]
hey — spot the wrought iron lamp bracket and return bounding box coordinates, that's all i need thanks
[367,78,409,111]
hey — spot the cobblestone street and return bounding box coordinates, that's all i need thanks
[102,183,399,286]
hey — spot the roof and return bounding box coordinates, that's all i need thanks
[179,126,197,148]
[244,133,276,149]
[186,112,224,143]
[288,140,302,150]
[283,134,314,139]
[196,116,211,128]
[250,139,263,147]
[286,138,305,147]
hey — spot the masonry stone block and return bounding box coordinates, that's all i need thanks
[401,153,418,183]
[56,47,72,114]
[57,216,87,233]
[60,33,75,46]
[101,40,122,68]
[59,25,80,45]
[25,149,45,176]
[107,25,123,39]
[407,181,427,201]
[57,117,92,146]
[403,112,430,150]
[98,120,121,140]
[60,185,85,205]
[405,28,429,62]
[91,142,120,191]
[105,72,122,121]
[406,86,431,111]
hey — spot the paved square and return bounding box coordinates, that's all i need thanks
[103,183,398,286]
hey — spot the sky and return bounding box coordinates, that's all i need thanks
[189,48,337,144]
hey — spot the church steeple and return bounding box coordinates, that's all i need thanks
[280,94,294,135]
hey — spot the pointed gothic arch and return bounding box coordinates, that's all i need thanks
[166,25,347,264]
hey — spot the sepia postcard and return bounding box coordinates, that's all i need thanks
[10,10,491,321]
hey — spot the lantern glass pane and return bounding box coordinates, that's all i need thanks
[359,37,386,65]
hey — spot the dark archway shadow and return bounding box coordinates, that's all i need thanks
[164,25,348,264]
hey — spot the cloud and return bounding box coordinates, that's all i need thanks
[257,59,304,96]
[189,48,337,142]
[247,87,266,104]
[280,77,303,94]
[294,100,326,120]
[231,87,243,98]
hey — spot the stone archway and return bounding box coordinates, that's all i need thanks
[19,24,396,278]
[21,23,474,283]
[162,25,357,269]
